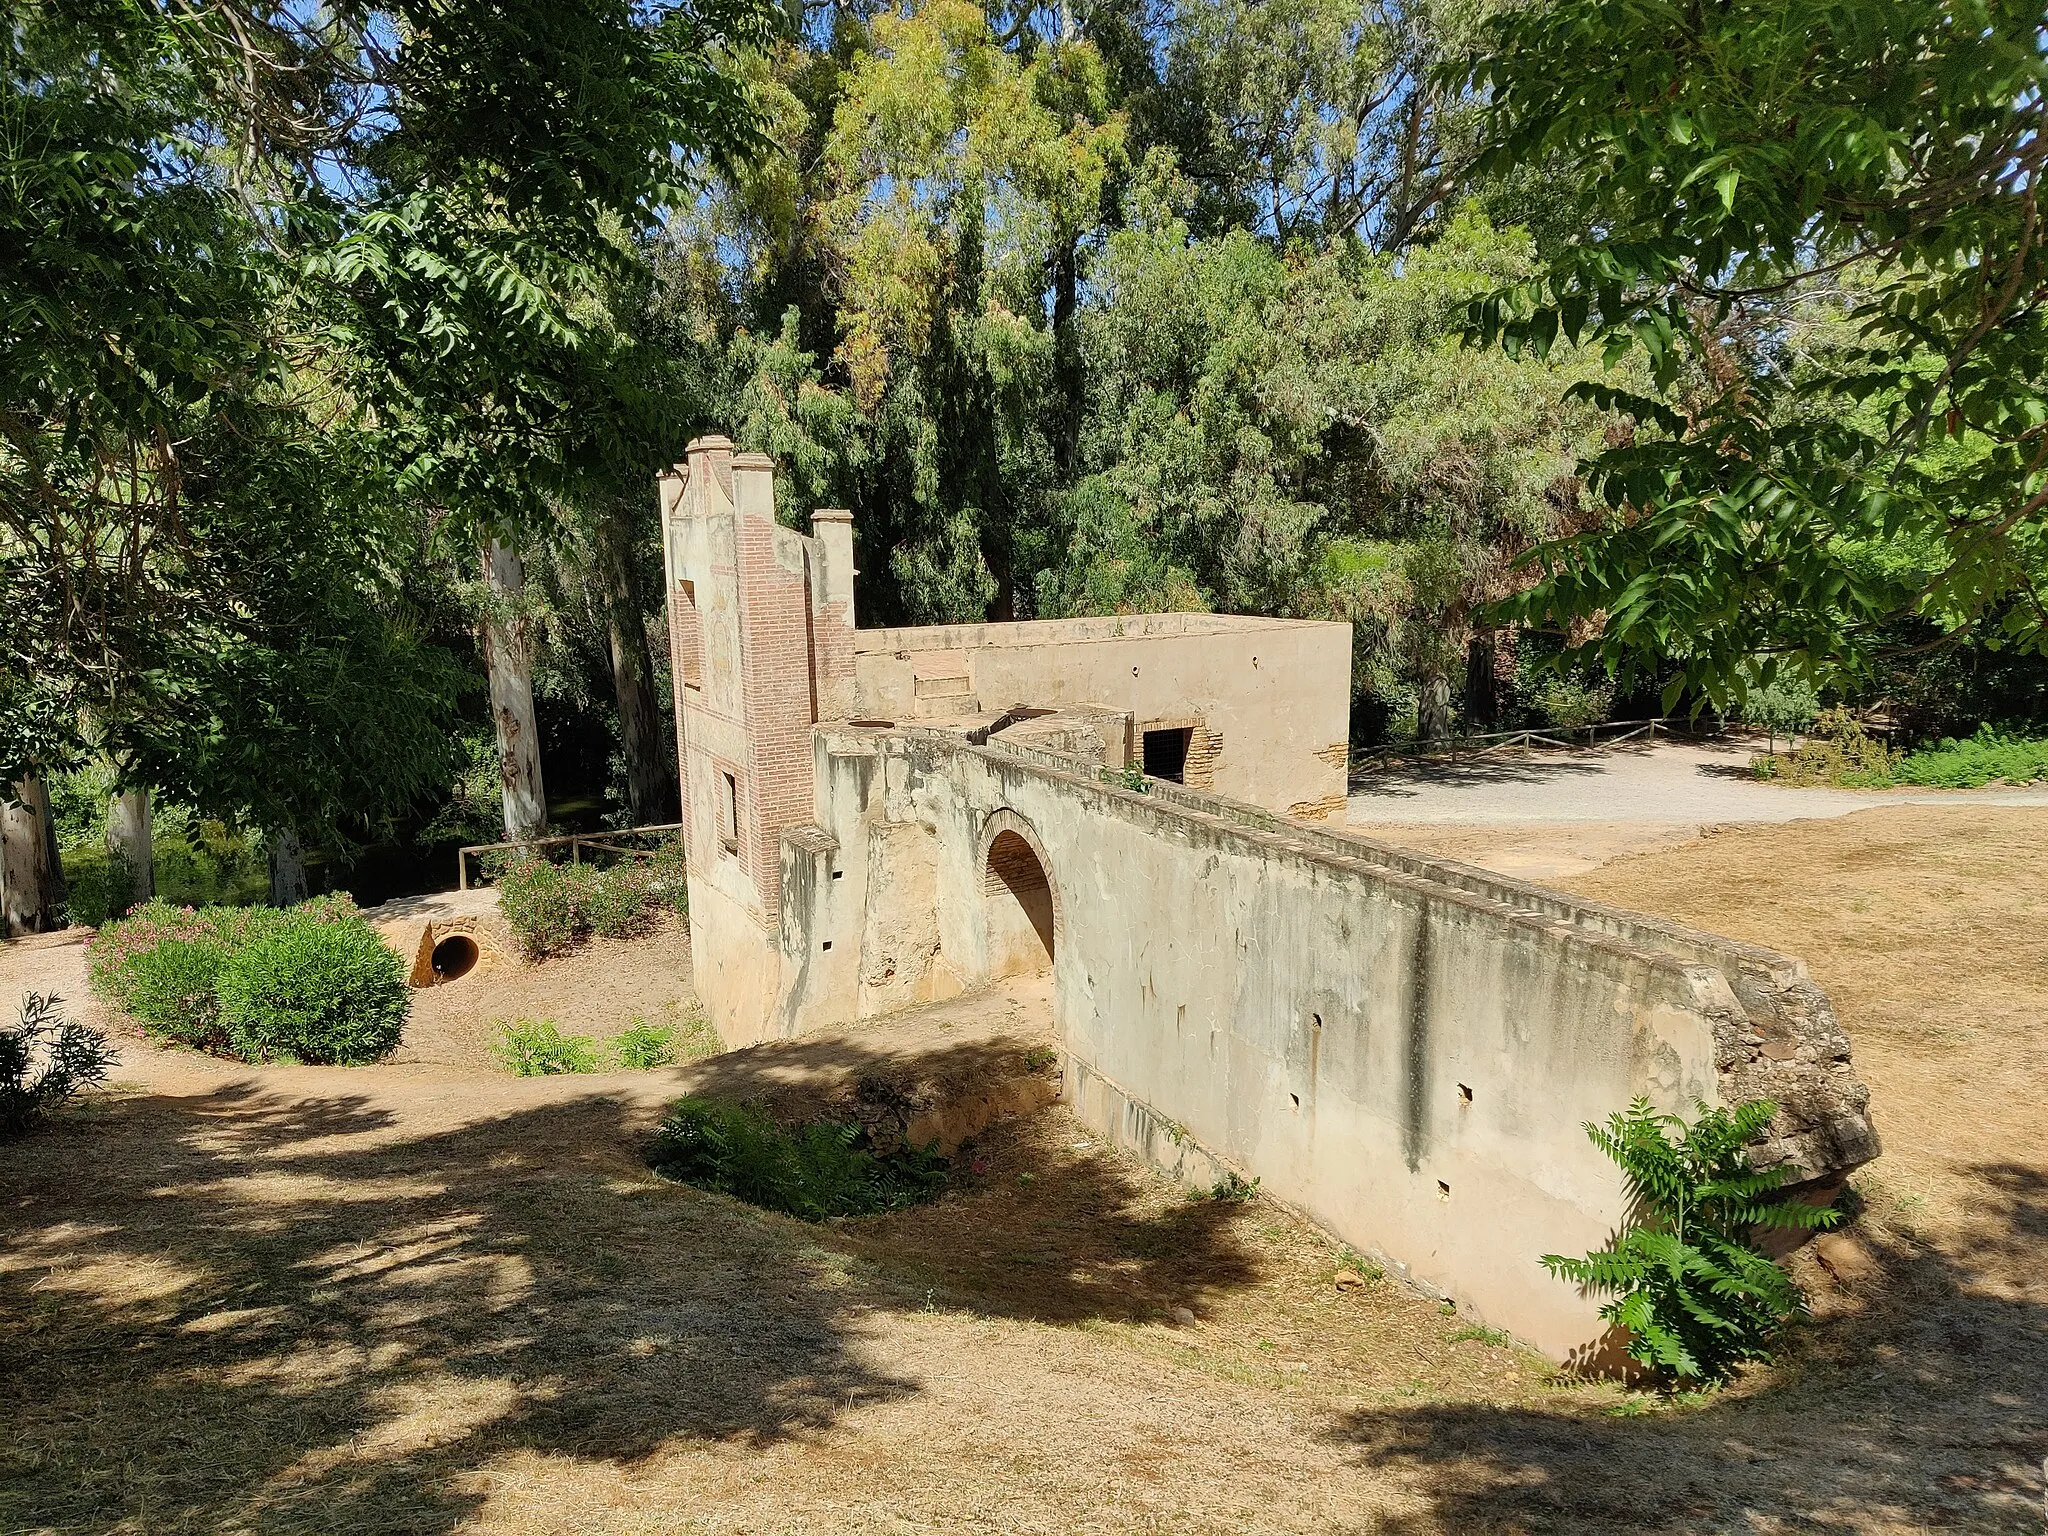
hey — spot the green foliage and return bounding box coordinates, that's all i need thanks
[2,0,771,826]
[53,799,270,930]
[1740,672,1821,753]
[1755,709,1901,788]
[1463,0,2048,704]
[89,901,260,1049]
[494,851,674,960]
[1207,1171,1260,1203]
[0,993,119,1137]
[1542,1098,1840,1386]
[492,1019,601,1077]
[1897,727,2048,789]
[612,1019,678,1070]
[647,1097,950,1221]
[91,896,401,1062]
[1530,675,1614,732]
[214,909,411,1065]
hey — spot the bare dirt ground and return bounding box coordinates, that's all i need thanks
[3,807,2045,1534]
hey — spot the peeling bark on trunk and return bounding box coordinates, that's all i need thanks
[481,538,548,842]
[595,514,676,825]
[1418,671,1455,744]
[1,778,61,936]
[267,827,308,906]
[106,787,154,907]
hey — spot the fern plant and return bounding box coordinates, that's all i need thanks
[1543,1097,1841,1386]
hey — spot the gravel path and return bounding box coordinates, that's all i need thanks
[1348,736,2048,825]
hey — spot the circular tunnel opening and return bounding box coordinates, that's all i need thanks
[430,933,479,985]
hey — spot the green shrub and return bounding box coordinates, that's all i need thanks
[89,900,274,1049]
[612,1019,677,1069]
[1533,674,1614,732]
[581,864,656,940]
[496,858,584,959]
[1206,1170,1260,1203]
[215,909,410,1064]
[492,1018,599,1076]
[1754,708,1901,787]
[647,1096,948,1221]
[1,993,119,1136]
[1895,726,2048,788]
[496,850,678,958]
[1542,1097,1840,1387]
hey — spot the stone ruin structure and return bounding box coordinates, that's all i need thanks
[658,435,1880,1360]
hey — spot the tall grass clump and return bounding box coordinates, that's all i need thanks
[1896,726,2048,788]
[647,1097,948,1221]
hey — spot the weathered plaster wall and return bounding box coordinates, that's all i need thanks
[851,615,1351,817]
[770,728,1877,1359]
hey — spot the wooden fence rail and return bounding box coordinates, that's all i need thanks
[457,822,683,891]
[1350,717,1726,779]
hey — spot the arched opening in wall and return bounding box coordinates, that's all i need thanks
[984,829,1055,978]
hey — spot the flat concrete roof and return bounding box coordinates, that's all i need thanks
[854,612,1344,653]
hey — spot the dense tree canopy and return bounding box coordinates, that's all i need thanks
[11,0,2047,919]
[1460,0,2048,706]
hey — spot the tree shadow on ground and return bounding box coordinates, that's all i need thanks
[1326,1163,2048,1533]
[1351,751,1615,803]
[0,1039,1259,1534]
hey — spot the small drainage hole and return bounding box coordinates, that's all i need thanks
[1457,1083,1473,1104]
[1290,1092,1300,1110]
[1437,1180,1451,1202]
[430,934,479,984]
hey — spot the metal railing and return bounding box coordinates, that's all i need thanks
[1350,716,1725,778]
[457,822,683,890]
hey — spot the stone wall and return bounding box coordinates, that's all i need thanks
[770,727,1878,1359]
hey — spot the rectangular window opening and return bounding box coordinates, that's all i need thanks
[719,771,740,856]
[1141,726,1193,784]
[676,579,704,692]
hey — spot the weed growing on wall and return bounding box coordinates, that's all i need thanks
[492,1019,600,1076]
[0,994,118,1136]
[647,1097,949,1221]
[1542,1097,1840,1386]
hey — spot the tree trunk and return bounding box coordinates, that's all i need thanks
[1,777,62,936]
[481,538,548,842]
[267,827,308,906]
[1464,635,1498,729]
[106,786,154,908]
[1417,671,1454,744]
[1050,238,1081,481]
[594,512,676,825]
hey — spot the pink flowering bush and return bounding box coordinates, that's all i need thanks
[87,894,388,1058]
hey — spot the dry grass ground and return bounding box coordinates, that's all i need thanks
[2,805,2044,1533]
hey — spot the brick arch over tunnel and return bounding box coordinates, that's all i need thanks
[978,809,1060,979]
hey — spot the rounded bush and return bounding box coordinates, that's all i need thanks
[120,937,233,1049]
[215,912,410,1064]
